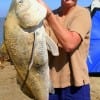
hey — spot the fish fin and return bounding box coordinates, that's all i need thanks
[49,81,55,94]
[45,34,59,56]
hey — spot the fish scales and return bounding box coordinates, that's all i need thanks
[4,0,59,100]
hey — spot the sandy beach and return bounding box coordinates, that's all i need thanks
[0,61,100,100]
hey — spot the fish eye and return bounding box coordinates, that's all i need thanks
[17,0,23,4]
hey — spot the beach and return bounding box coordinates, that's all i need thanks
[0,61,100,100]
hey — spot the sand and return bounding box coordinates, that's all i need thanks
[0,61,100,100]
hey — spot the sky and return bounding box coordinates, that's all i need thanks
[0,0,92,17]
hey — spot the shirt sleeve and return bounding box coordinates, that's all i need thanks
[69,9,91,40]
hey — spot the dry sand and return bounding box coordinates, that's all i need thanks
[0,61,100,100]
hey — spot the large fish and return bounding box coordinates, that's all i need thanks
[4,0,59,100]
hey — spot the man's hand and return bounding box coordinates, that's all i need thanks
[37,0,52,16]
[37,0,47,9]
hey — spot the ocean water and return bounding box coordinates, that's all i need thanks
[0,17,5,45]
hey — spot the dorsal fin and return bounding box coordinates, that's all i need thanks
[45,34,59,56]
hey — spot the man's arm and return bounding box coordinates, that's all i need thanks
[37,0,81,52]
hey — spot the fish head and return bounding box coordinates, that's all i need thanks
[15,0,47,28]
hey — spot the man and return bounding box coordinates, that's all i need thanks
[37,0,91,100]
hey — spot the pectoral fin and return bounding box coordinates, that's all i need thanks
[45,34,59,56]
[49,80,55,94]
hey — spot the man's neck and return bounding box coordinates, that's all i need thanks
[59,5,76,16]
